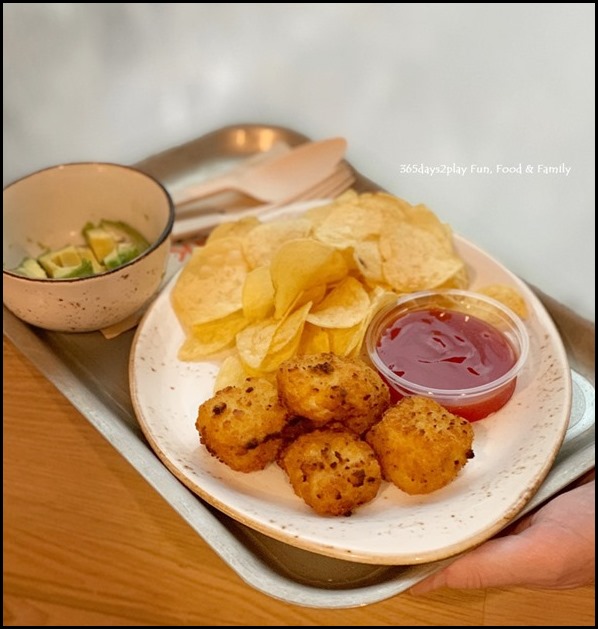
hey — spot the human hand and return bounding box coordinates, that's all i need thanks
[410,479,595,594]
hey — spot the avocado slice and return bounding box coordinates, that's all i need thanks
[82,220,150,270]
[11,219,146,281]
[103,242,141,270]
[38,246,95,279]
[76,245,105,274]
[99,219,150,253]
[82,222,117,262]
[53,258,94,279]
[12,257,48,279]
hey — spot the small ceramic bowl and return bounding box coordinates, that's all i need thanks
[365,289,530,421]
[3,162,174,332]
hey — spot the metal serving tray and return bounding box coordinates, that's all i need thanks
[3,124,595,609]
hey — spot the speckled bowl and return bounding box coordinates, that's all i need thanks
[3,162,174,332]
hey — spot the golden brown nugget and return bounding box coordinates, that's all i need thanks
[366,396,474,495]
[276,352,390,434]
[279,424,382,516]
[196,377,289,473]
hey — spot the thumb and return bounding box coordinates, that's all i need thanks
[410,534,539,594]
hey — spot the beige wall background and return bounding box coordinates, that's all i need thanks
[3,3,595,320]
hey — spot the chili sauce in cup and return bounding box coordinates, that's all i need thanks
[365,290,529,421]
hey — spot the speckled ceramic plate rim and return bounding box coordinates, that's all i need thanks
[129,211,571,566]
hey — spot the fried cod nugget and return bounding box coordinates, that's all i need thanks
[365,396,474,495]
[276,352,390,434]
[279,424,382,516]
[196,377,289,473]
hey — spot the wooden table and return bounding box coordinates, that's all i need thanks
[3,337,595,626]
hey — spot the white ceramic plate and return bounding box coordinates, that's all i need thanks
[129,211,571,565]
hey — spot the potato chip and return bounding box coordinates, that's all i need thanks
[242,266,274,320]
[313,202,382,249]
[237,302,312,373]
[327,286,396,357]
[270,239,348,318]
[298,323,331,355]
[404,203,453,247]
[302,190,358,228]
[269,302,312,355]
[477,284,529,318]
[379,223,464,292]
[206,216,260,243]
[259,302,312,372]
[171,237,248,328]
[436,265,470,290]
[333,189,360,204]
[242,217,312,268]
[292,283,327,310]
[302,202,334,226]
[368,284,403,314]
[358,191,411,222]
[178,310,249,361]
[306,277,370,329]
[341,248,360,273]
[236,319,279,370]
[327,323,363,356]
[214,354,252,391]
[353,240,385,285]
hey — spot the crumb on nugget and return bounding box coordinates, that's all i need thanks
[366,396,474,495]
[196,377,289,473]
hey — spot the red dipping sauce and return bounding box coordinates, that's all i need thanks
[366,293,529,422]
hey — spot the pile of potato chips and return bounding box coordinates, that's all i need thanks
[171,191,469,390]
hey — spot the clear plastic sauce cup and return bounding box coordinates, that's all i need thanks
[365,289,530,421]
